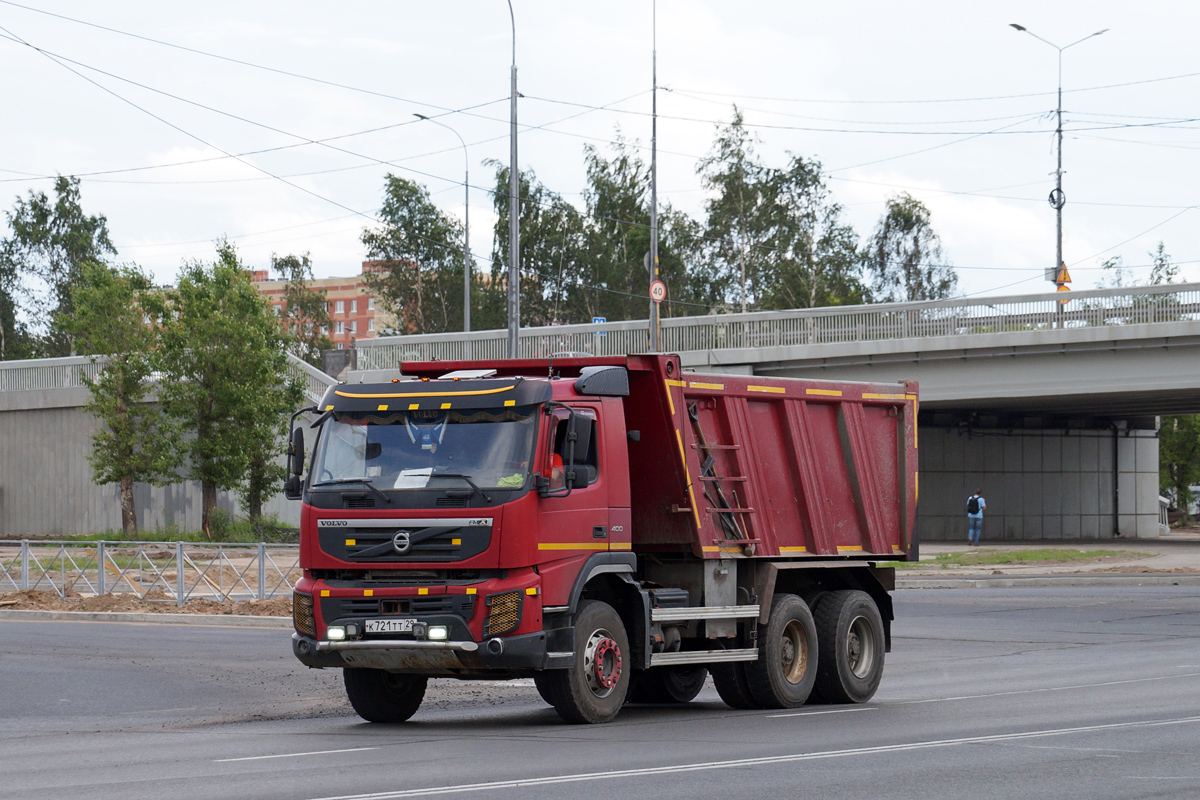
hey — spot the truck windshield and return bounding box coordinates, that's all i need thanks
[310,406,539,491]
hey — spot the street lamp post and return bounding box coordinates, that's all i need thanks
[1009,23,1108,283]
[506,0,520,358]
[413,114,470,337]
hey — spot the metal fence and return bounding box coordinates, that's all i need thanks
[355,282,1200,368]
[0,540,300,606]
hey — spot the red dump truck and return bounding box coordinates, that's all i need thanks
[287,354,917,724]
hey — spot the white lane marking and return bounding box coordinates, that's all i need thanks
[309,716,1200,800]
[900,671,1200,705]
[218,747,378,763]
[768,707,878,718]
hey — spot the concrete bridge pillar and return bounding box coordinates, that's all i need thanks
[917,423,1161,542]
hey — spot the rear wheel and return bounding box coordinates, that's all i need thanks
[813,590,885,704]
[711,661,760,709]
[626,666,708,704]
[342,668,427,723]
[541,600,630,723]
[744,593,818,709]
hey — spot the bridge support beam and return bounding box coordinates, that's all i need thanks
[917,422,1161,541]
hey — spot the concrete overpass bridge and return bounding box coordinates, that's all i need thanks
[1,283,1193,540]
[356,282,1200,543]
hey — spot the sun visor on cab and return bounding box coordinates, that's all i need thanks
[317,377,551,414]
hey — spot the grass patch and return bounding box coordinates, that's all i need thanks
[47,513,297,545]
[881,548,1146,570]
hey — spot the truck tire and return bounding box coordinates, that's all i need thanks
[626,666,708,704]
[744,593,818,709]
[541,600,630,724]
[711,662,759,709]
[342,668,427,723]
[813,590,885,704]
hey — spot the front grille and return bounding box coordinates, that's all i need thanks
[322,594,476,622]
[320,523,491,563]
[484,591,522,636]
[293,592,315,636]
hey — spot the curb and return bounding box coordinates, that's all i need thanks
[0,609,292,628]
[897,574,1200,589]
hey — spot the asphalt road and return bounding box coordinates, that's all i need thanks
[3,586,1200,800]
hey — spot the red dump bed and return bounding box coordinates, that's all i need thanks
[403,354,917,562]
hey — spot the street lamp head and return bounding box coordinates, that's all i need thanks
[1010,23,1027,31]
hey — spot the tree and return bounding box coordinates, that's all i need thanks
[158,241,295,539]
[862,193,957,303]
[361,175,465,334]
[63,262,177,539]
[0,176,116,356]
[240,368,303,524]
[757,155,865,310]
[698,108,770,312]
[272,252,331,366]
[1160,415,1200,523]
[1149,241,1178,285]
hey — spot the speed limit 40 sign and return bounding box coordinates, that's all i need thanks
[650,280,666,303]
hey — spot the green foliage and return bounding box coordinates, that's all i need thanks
[1160,415,1200,522]
[62,262,179,539]
[0,176,116,357]
[361,175,466,334]
[862,192,957,303]
[1149,242,1179,286]
[272,252,332,367]
[157,240,297,538]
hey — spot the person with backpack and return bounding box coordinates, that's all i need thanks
[966,489,986,546]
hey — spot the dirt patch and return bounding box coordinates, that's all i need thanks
[0,589,292,616]
[1072,566,1200,574]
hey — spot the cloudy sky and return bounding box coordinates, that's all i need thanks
[3,0,1200,305]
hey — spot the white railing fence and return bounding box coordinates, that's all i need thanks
[354,282,1200,368]
[0,540,300,606]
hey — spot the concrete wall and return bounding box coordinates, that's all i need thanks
[0,390,298,538]
[917,426,1160,541]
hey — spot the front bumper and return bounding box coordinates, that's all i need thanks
[292,630,569,673]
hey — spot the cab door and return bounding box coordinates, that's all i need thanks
[537,406,612,558]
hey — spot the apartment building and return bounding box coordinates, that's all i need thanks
[250,261,397,348]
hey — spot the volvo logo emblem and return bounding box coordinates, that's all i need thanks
[392,530,412,554]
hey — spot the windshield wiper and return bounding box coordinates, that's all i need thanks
[430,472,492,503]
[312,478,392,505]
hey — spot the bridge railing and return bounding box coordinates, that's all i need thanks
[0,540,300,606]
[355,282,1200,367]
[0,352,334,404]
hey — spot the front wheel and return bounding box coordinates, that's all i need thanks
[343,668,427,723]
[813,590,885,704]
[541,600,630,723]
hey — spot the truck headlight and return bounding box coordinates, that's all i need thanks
[428,625,449,641]
[327,626,346,641]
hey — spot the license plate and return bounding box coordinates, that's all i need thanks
[365,618,416,634]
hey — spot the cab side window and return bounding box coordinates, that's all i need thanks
[549,409,599,489]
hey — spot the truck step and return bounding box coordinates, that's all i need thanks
[650,648,759,666]
[650,604,760,622]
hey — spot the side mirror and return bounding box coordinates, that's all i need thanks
[289,427,305,476]
[284,474,302,501]
[565,413,593,489]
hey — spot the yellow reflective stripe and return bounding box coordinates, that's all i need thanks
[676,428,702,531]
[504,400,516,406]
[748,385,785,394]
[538,542,612,550]
[320,590,330,597]
[905,393,918,400]
[609,542,632,550]
[363,589,373,597]
[418,587,429,595]
[409,403,419,410]
[863,393,906,400]
[334,385,515,399]
[837,546,863,552]
[665,379,686,387]
[689,382,724,391]
[377,404,388,411]
[701,546,719,553]
[664,380,677,415]
[806,388,842,397]
[345,539,356,546]
[779,546,807,553]
[440,402,451,409]
[466,588,477,595]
